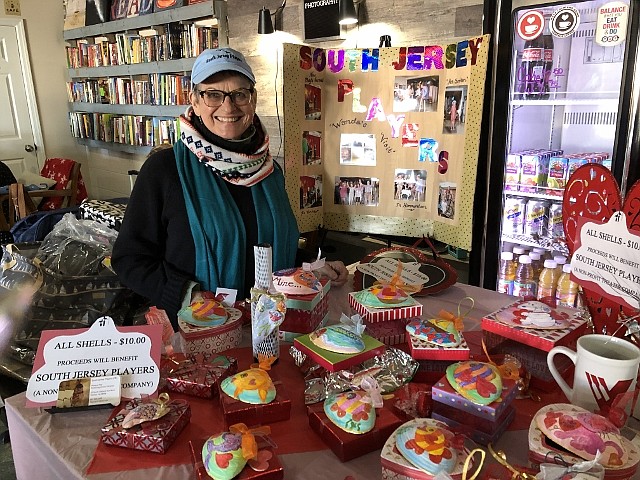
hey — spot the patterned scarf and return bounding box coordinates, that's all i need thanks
[178,107,274,186]
[174,109,299,294]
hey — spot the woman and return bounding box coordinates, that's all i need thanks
[449,99,457,132]
[112,48,347,331]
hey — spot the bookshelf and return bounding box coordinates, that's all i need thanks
[64,1,229,154]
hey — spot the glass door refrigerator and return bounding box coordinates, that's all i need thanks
[471,0,640,290]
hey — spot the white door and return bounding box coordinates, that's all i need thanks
[0,18,45,178]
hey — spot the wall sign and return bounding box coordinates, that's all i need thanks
[304,0,341,42]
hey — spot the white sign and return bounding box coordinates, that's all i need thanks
[26,317,162,407]
[595,1,628,46]
[356,258,430,286]
[572,212,640,310]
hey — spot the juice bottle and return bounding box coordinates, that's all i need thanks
[553,255,567,280]
[513,255,535,299]
[533,247,548,261]
[513,246,527,257]
[529,252,543,296]
[497,251,516,295]
[537,259,558,302]
[556,263,578,307]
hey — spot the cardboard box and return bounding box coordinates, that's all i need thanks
[179,307,243,355]
[219,380,291,428]
[162,354,237,399]
[308,402,403,462]
[101,398,191,453]
[293,332,386,372]
[406,331,470,361]
[190,439,284,480]
[432,405,515,446]
[431,375,518,422]
[349,292,423,323]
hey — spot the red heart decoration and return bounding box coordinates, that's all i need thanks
[562,163,640,335]
[215,452,233,469]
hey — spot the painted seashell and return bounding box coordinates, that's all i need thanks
[309,325,365,354]
[324,390,375,434]
[395,421,458,475]
[220,368,276,405]
[406,318,461,347]
[370,284,409,304]
[272,267,321,295]
[535,406,628,468]
[178,299,228,327]
[445,361,502,405]
[202,431,246,480]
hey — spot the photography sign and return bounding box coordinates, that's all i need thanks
[572,212,640,310]
[304,0,341,42]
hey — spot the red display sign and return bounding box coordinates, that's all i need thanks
[516,10,545,41]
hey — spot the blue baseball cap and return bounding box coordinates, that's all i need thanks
[191,48,256,85]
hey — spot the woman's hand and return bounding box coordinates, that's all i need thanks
[316,260,349,287]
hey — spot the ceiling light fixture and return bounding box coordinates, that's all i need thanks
[339,0,358,25]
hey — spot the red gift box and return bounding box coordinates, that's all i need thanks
[365,317,411,346]
[481,300,587,352]
[219,374,291,428]
[280,279,329,333]
[349,292,423,323]
[406,331,471,361]
[190,439,284,480]
[412,359,458,383]
[432,405,515,446]
[163,354,238,398]
[391,382,432,420]
[431,375,518,422]
[307,402,403,462]
[293,332,386,372]
[179,307,244,355]
[279,312,328,343]
[101,398,191,453]
[482,331,575,391]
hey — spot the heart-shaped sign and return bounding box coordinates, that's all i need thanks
[563,163,640,335]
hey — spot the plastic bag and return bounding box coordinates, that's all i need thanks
[36,213,117,276]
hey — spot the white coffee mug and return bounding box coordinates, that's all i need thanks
[547,334,640,412]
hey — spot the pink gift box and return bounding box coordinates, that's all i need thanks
[365,317,411,346]
[162,354,238,398]
[101,398,191,453]
[431,375,518,422]
[349,292,423,323]
[179,307,243,355]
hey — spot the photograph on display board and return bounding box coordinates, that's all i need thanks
[56,379,90,408]
[393,76,439,113]
[394,169,427,202]
[339,133,376,166]
[300,175,323,210]
[418,138,440,163]
[305,84,322,120]
[302,131,322,166]
[443,86,468,134]
[334,176,379,206]
[438,182,457,219]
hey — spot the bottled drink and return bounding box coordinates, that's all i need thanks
[529,251,543,296]
[553,255,567,278]
[556,263,578,307]
[521,29,546,98]
[513,246,527,256]
[541,16,554,99]
[537,259,558,302]
[497,251,516,295]
[513,255,535,299]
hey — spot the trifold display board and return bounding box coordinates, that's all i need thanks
[282,36,490,250]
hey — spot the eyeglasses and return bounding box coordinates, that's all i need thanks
[197,87,254,107]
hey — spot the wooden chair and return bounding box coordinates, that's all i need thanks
[0,160,82,228]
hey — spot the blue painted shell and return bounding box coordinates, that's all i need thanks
[202,431,246,480]
[406,318,461,347]
[395,421,458,475]
[445,361,502,405]
[309,325,365,354]
[324,391,376,434]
